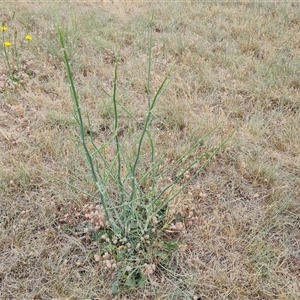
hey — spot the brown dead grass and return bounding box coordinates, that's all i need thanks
[1,2,299,299]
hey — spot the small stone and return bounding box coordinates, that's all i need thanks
[94,254,100,262]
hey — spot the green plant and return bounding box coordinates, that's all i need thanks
[1,16,32,82]
[58,21,231,293]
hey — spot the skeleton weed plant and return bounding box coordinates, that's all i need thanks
[59,24,230,293]
[1,20,32,82]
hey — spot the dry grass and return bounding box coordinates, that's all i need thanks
[1,2,300,299]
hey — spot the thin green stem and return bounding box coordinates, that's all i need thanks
[146,14,154,109]
[129,71,171,204]
[112,56,125,204]
[3,46,13,79]
[13,30,20,80]
[58,27,118,234]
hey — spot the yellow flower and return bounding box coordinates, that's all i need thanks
[1,26,8,31]
[25,35,32,41]
[4,41,12,47]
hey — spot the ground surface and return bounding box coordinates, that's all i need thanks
[0,2,299,299]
